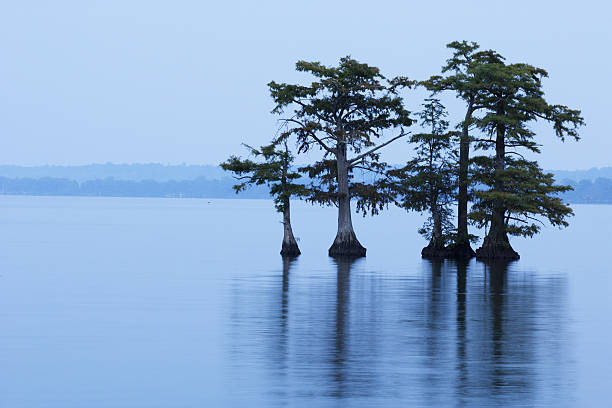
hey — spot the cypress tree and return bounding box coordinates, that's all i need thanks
[469,60,584,259]
[220,141,308,256]
[387,98,457,257]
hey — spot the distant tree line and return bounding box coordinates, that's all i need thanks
[2,163,609,183]
[562,178,612,203]
[222,41,585,260]
[0,176,609,204]
[0,176,268,198]
[0,163,227,182]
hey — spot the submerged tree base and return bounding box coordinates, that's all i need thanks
[280,241,301,257]
[421,242,450,258]
[328,234,366,258]
[475,241,520,260]
[443,242,476,259]
[421,241,476,259]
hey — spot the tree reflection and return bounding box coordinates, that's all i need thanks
[329,257,354,397]
[454,258,469,401]
[228,255,569,406]
[279,256,297,359]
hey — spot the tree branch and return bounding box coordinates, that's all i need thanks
[281,118,336,155]
[506,151,527,160]
[347,132,408,167]
[353,165,387,175]
[507,214,546,226]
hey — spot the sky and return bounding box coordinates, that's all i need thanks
[1,0,610,170]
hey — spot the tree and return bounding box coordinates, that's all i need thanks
[269,57,413,257]
[220,141,308,256]
[423,41,504,258]
[387,98,457,257]
[469,60,584,259]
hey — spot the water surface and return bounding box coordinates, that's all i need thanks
[0,196,610,407]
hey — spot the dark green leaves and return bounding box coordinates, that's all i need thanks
[470,157,574,237]
[269,56,413,155]
[270,56,414,216]
[220,141,308,213]
[387,99,457,242]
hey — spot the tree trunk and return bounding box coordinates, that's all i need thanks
[476,118,519,260]
[329,144,366,257]
[422,203,448,258]
[280,197,301,257]
[448,103,476,258]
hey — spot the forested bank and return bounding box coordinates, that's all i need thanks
[0,175,608,203]
[0,176,267,199]
[1,176,610,203]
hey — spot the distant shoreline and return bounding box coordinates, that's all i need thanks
[1,163,611,182]
[0,190,610,205]
[0,164,611,204]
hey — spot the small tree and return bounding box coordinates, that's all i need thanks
[470,61,584,259]
[269,57,413,257]
[220,141,308,256]
[387,99,457,257]
[471,157,573,246]
[423,41,504,258]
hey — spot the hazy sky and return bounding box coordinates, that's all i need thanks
[1,0,610,169]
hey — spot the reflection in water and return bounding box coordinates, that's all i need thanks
[331,257,351,397]
[279,256,295,354]
[228,257,571,407]
[455,259,469,404]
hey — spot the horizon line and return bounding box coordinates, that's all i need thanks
[0,162,610,172]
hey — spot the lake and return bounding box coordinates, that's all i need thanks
[0,196,610,407]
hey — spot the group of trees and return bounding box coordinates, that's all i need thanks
[222,41,584,260]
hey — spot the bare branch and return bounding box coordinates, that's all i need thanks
[353,165,387,176]
[506,151,527,160]
[281,118,336,154]
[507,214,546,226]
[348,132,408,167]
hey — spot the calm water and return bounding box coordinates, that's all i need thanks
[0,196,610,407]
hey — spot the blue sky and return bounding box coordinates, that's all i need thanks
[1,0,610,169]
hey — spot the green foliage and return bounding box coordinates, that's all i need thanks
[468,57,584,238]
[386,99,457,243]
[470,157,574,237]
[420,41,507,248]
[471,61,584,151]
[298,158,394,216]
[422,41,504,108]
[220,141,308,213]
[269,56,414,216]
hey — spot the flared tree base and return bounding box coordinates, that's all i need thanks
[444,241,476,259]
[475,241,520,260]
[421,240,476,259]
[421,241,450,258]
[329,235,366,258]
[280,241,301,257]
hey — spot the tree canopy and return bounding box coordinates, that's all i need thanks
[220,141,308,213]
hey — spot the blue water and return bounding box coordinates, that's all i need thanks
[0,196,610,407]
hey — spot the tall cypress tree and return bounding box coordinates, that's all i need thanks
[220,141,308,256]
[423,41,504,258]
[470,61,584,259]
[269,57,413,257]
